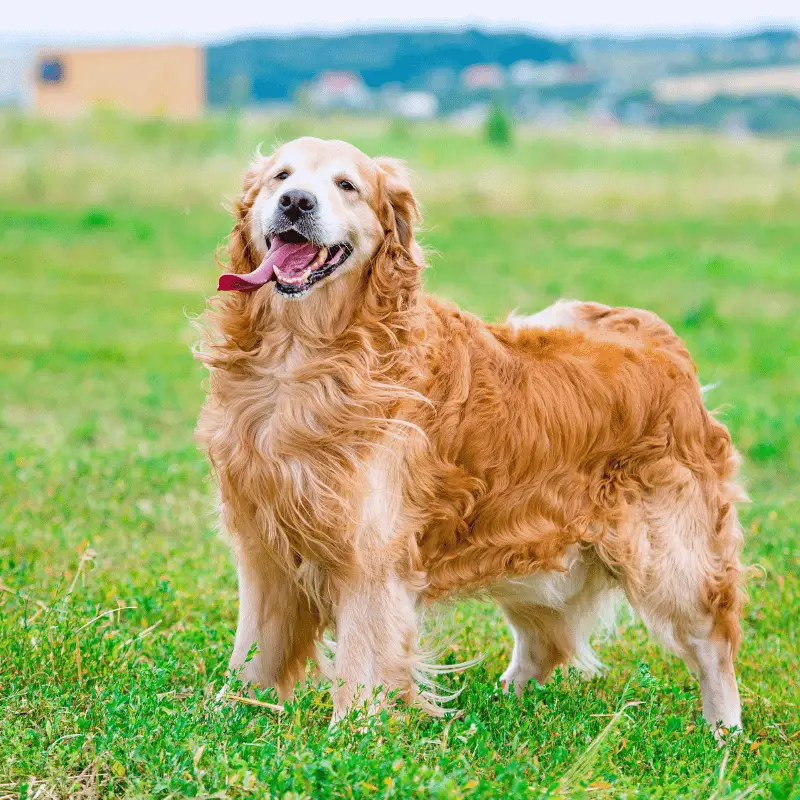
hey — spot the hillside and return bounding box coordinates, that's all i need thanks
[206,29,574,105]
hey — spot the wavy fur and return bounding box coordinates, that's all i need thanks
[196,138,746,734]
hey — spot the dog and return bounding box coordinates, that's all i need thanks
[195,136,746,735]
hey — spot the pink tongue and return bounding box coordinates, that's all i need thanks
[217,256,274,293]
[218,237,320,293]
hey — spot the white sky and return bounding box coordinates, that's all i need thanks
[2,0,800,42]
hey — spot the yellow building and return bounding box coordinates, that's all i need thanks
[34,44,205,118]
[654,65,800,104]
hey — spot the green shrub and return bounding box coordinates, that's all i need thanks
[485,103,512,147]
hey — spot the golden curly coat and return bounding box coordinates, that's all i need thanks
[196,137,746,735]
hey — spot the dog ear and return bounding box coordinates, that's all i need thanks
[375,157,421,252]
[227,159,266,274]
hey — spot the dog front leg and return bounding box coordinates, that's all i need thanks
[331,571,418,722]
[228,552,319,701]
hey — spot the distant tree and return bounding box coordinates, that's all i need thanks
[486,103,513,146]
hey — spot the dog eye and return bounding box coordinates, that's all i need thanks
[337,179,357,192]
[274,170,290,181]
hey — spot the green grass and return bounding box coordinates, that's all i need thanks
[1,111,799,798]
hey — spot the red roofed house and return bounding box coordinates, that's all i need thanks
[308,71,370,109]
[461,64,505,91]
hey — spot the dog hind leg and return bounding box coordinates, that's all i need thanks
[615,478,744,737]
[499,605,575,694]
[498,561,621,694]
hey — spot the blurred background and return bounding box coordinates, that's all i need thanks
[2,3,799,797]
[4,3,800,132]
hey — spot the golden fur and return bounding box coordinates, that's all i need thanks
[196,137,746,733]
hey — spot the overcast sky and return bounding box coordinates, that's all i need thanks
[3,0,800,42]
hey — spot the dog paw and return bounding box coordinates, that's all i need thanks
[713,722,743,747]
[499,667,535,697]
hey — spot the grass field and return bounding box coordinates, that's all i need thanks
[1,111,799,798]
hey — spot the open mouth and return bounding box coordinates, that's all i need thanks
[218,231,353,296]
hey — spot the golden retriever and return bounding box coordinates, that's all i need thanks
[195,136,746,735]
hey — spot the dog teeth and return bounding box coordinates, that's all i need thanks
[276,267,312,285]
[311,246,329,268]
[273,246,331,287]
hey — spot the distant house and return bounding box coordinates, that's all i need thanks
[461,64,505,91]
[0,44,35,107]
[308,71,370,110]
[447,103,490,127]
[509,60,573,87]
[654,65,800,103]
[391,91,439,119]
[720,111,751,138]
[34,44,205,118]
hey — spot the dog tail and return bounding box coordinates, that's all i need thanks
[413,650,485,715]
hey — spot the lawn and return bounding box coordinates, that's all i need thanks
[1,112,799,798]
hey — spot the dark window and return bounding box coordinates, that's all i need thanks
[39,59,64,84]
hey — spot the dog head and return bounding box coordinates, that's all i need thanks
[219,137,421,302]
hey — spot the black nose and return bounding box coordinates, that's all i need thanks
[279,189,317,222]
